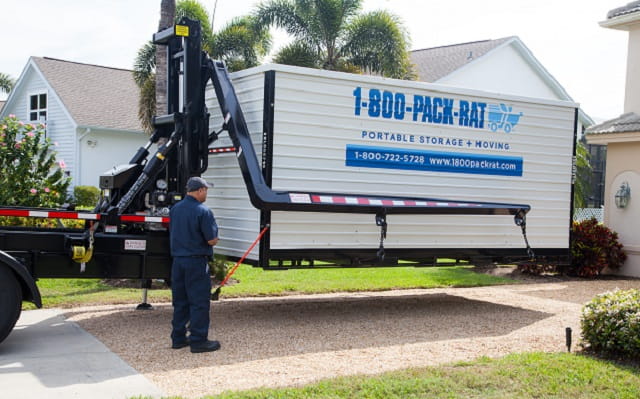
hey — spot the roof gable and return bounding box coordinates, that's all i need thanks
[31,57,142,132]
[410,36,593,126]
[410,37,513,83]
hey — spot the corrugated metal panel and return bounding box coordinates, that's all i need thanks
[207,65,575,260]
[205,74,264,259]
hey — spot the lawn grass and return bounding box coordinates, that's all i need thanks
[202,352,640,399]
[220,264,512,296]
[25,264,513,309]
[24,278,173,309]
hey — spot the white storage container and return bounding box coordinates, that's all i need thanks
[204,64,576,267]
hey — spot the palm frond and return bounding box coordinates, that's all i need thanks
[342,10,413,79]
[273,40,320,68]
[254,0,312,40]
[211,16,272,71]
[133,41,156,87]
[137,76,156,134]
[0,72,15,94]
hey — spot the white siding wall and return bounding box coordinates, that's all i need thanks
[205,77,264,259]
[77,129,148,187]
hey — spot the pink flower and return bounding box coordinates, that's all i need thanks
[53,141,59,146]
[19,122,24,126]
[8,114,15,118]
[30,188,37,194]
[14,142,21,149]
[26,132,35,137]
[44,187,50,193]
[58,159,66,169]
[1,125,6,130]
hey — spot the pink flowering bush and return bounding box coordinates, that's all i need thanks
[0,115,70,207]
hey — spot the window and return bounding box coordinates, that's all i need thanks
[29,93,47,122]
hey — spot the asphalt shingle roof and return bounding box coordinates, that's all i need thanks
[607,1,640,19]
[585,112,640,134]
[410,37,513,82]
[33,57,142,132]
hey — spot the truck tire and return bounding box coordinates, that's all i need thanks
[0,265,22,344]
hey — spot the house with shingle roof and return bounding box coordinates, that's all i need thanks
[411,36,603,206]
[411,36,593,131]
[585,0,640,277]
[0,57,147,188]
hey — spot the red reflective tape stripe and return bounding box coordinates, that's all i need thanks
[120,215,144,222]
[47,211,70,218]
[357,198,369,205]
[120,215,170,223]
[311,195,322,203]
[333,197,346,204]
[381,199,394,206]
[404,200,416,206]
[0,209,29,217]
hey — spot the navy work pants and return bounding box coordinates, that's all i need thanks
[171,256,211,344]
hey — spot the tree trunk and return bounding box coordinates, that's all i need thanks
[156,0,176,116]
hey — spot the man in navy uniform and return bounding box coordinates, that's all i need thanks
[169,176,221,353]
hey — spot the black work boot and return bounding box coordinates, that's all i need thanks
[190,340,221,353]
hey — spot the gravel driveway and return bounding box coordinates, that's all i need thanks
[65,274,640,398]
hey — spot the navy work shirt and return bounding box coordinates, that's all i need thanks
[169,195,218,257]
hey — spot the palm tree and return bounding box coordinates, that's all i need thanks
[156,0,176,117]
[254,0,415,79]
[134,0,270,133]
[0,73,14,94]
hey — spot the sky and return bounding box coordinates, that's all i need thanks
[0,0,630,121]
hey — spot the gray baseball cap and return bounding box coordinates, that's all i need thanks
[186,176,212,192]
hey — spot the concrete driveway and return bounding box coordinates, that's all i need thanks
[0,309,163,399]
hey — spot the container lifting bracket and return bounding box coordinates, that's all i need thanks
[376,211,387,261]
[514,210,535,260]
[208,113,231,143]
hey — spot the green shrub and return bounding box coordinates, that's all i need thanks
[568,218,626,277]
[0,115,71,207]
[209,257,230,282]
[517,262,557,276]
[73,185,100,207]
[0,216,84,228]
[581,289,640,358]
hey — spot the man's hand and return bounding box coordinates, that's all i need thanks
[208,237,219,246]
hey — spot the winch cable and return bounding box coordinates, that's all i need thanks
[211,224,270,301]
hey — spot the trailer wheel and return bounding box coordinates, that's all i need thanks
[0,265,22,344]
